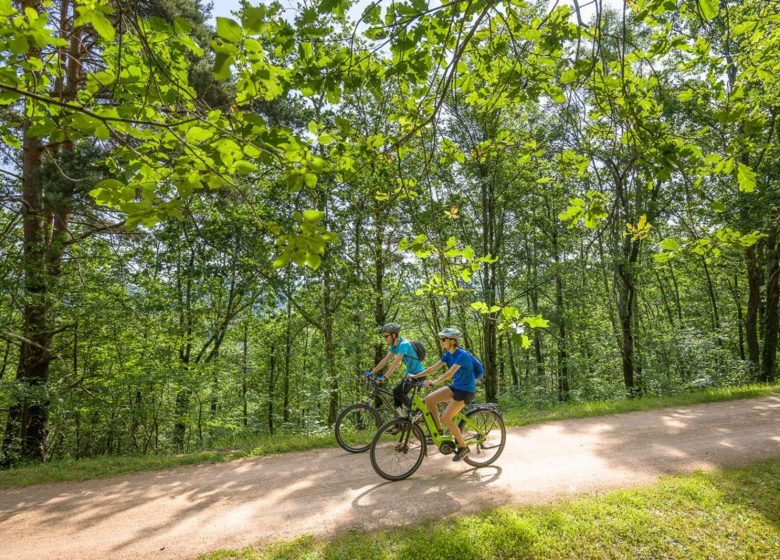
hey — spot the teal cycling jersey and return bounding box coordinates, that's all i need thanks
[390,338,425,375]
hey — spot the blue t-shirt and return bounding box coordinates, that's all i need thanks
[440,348,477,393]
[390,338,425,375]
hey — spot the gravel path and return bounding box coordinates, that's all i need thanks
[2,396,779,560]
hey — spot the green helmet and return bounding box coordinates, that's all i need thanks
[379,322,401,334]
[438,327,462,340]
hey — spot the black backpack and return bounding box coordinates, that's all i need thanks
[409,340,426,362]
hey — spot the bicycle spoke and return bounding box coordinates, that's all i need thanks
[335,403,381,453]
[458,409,506,467]
[370,418,426,481]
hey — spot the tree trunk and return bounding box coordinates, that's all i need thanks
[760,229,779,382]
[700,257,721,331]
[242,321,249,428]
[173,247,194,451]
[728,274,746,361]
[616,238,640,397]
[267,353,276,434]
[552,229,569,402]
[283,300,292,425]
[1,83,49,466]
[654,267,675,328]
[745,244,762,372]
[504,332,519,388]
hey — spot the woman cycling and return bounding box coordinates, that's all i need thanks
[410,327,477,462]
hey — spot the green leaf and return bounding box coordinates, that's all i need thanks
[470,302,489,314]
[660,238,679,251]
[2,134,20,148]
[185,126,213,144]
[710,201,727,213]
[302,209,325,223]
[233,160,258,175]
[525,315,549,329]
[305,253,322,270]
[677,90,694,102]
[242,6,265,34]
[272,255,289,268]
[697,0,719,21]
[216,17,242,43]
[737,162,756,193]
[91,11,115,42]
[731,21,754,37]
[319,0,348,16]
[214,52,234,81]
[90,179,125,205]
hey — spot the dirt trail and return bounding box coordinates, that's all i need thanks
[1,396,779,560]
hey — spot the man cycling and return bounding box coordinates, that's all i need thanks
[410,327,477,462]
[368,323,426,414]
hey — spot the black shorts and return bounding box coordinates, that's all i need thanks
[450,387,476,404]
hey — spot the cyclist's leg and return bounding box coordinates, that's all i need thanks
[441,399,468,448]
[391,379,406,411]
[424,386,453,432]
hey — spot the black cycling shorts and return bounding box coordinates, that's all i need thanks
[450,387,476,404]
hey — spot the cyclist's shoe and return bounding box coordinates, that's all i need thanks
[452,446,470,462]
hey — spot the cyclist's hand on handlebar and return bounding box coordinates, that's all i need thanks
[422,380,432,388]
[373,375,384,384]
[363,371,373,379]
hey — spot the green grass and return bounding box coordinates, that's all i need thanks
[1,383,777,488]
[196,459,780,560]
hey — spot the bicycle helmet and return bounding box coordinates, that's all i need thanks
[438,327,462,340]
[379,322,401,334]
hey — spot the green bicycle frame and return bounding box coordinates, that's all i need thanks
[408,388,488,448]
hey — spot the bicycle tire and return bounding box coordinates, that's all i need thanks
[369,417,426,481]
[459,408,506,467]
[334,403,382,453]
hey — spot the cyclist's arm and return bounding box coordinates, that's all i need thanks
[430,364,460,386]
[410,360,445,379]
[371,352,393,375]
[383,352,404,379]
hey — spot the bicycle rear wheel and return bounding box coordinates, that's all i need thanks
[369,418,426,481]
[459,408,506,467]
[335,403,382,453]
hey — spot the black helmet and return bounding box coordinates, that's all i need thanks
[379,322,401,334]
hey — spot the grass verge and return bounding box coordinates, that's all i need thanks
[1,383,777,488]
[197,458,780,560]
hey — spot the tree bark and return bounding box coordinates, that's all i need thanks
[615,237,640,397]
[760,228,779,382]
[745,244,763,371]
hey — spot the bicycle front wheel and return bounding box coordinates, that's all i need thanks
[459,408,506,467]
[369,417,426,481]
[335,403,382,453]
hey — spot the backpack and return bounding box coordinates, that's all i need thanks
[471,355,485,380]
[409,340,426,362]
